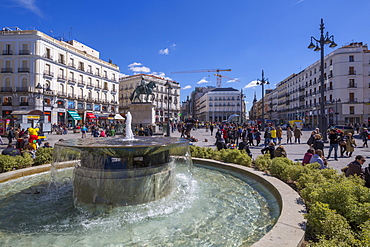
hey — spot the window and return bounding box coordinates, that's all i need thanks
[45,48,51,59]
[349,93,355,102]
[88,65,92,73]
[349,55,354,62]
[59,54,65,64]
[349,106,355,114]
[70,58,74,67]
[330,59,333,66]
[349,79,355,88]
[3,96,12,106]
[349,67,355,75]
[79,62,84,71]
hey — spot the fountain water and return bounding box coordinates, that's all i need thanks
[124,111,134,140]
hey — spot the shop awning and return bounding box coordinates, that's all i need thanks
[114,114,125,120]
[11,110,42,115]
[68,111,82,120]
[86,112,96,119]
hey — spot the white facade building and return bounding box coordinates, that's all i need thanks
[0,28,120,126]
[196,87,244,122]
[119,74,181,123]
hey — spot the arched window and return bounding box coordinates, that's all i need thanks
[21,77,27,88]
[5,78,10,88]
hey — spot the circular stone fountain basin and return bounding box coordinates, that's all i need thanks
[0,162,279,246]
[54,137,189,206]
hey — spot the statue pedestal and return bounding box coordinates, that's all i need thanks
[129,103,155,126]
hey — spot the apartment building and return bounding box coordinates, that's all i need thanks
[196,87,245,122]
[119,74,181,123]
[253,42,370,126]
[0,27,120,127]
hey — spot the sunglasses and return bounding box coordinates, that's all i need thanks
[361,159,366,162]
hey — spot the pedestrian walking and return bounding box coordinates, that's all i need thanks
[293,126,302,144]
[276,126,283,144]
[327,129,340,160]
[345,133,356,157]
[286,126,293,144]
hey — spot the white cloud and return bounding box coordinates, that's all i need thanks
[150,71,172,81]
[128,62,150,73]
[182,85,192,90]
[13,0,43,17]
[158,43,177,55]
[243,80,259,89]
[197,77,210,84]
[128,62,143,67]
[226,78,240,83]
[159,48,169,55]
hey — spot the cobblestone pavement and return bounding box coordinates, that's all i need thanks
[2,128,369,172]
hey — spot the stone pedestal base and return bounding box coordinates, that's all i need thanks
[129,103,155,126]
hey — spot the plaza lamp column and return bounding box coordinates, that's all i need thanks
[35,83,52,125]
[256,70,269,130]
[165,80,172,137]
[334,99,341,125]
[308,18,337,141]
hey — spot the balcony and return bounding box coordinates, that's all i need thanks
[78,80,85,86]
[87,97,94,102]
[348,98,358,103]
[57,103,65,108]
[18,67,30,73]
[43,54,53,60]
[348,83,357,88]
[43,70,54,78]
[57,75,67,81]
[19,102,29,106]
[348,70,356,75]
[58,92,67,97]
[2,102,12,106]
[68,93,77,99]
[19,50,30,55]
[15,87,29,92]
[95,72,100,77]
[1,87,12,92]
[1,68,12,73]
[58,59,66,65]
[86,82,94,88]
[68,78,76,85]
[2,50,13,55]
[78,67,85,72]
[86,70,93,75]
[69,63,76,69]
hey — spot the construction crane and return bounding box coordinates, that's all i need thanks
[214,74,240,84]
[171,69,231,88]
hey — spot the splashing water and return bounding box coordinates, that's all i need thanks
[125,111,135,140]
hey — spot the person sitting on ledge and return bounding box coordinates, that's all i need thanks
[42,142,52,148]
[2,144,21,156]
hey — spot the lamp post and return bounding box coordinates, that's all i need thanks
[333,99,341,125]
[35,83,52,125]
[165,80,172,137]
[308,18,337,141]
[256,70,269,130]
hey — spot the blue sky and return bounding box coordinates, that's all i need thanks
[2,0,370,109]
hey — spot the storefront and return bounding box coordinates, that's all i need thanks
[67,111,82,127]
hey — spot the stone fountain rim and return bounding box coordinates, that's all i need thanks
[0,158,306,247]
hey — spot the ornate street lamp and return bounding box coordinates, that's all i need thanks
[333,98,341,125]
[165,80,173,137]
[35,83,52,124]
[256,70,269,130]
[308,18,337,141]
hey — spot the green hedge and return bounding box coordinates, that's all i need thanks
[0,148,54,173]
[190,146,370,246]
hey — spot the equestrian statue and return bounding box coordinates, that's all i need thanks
[130,77,157,103]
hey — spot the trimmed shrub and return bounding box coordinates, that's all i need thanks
[15,152,34,168]
[33,147,53,166]
[254,154,272,171]
[0,155,18,172]
[305,202,356,244]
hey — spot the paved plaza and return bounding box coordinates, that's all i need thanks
[2,128,369,172]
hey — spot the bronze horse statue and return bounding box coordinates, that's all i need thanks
[130,81,157,102]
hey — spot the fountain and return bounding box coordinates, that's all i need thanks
[53,111,188,206]
[0,112,290,246]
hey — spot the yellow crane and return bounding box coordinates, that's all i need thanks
[214,73,240,84]
[171,68,231,88]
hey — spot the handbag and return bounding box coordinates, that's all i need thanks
[340,140,346,146]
